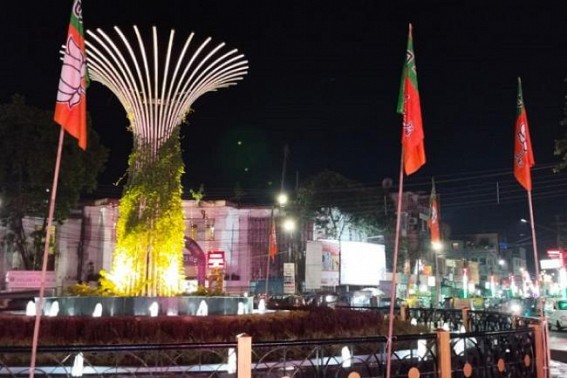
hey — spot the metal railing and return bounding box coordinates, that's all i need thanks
[0,308,547,377]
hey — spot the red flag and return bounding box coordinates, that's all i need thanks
[397,24,425,175]
[514,78,534,191]
[269,221,277,261]
[428,179,441,245]
[54,0,88,150]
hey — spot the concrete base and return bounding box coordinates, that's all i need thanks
[39,296,253,317]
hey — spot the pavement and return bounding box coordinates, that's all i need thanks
[550,359,567,376]
[550,332,567,376]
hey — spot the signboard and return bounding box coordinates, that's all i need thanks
[207,251,225,269]
[320,240,340,286]
[541,259,563,270]
[305,241,322,290]
[5,270,56,290]
[283,263,296,294]
[340,241,386,286]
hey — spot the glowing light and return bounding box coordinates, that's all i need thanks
[277,193,288,207]
[71,353,84,377]
[196,300,208,316]
[149,301,159,317]
[48,300,60,317]
[283,218,296,232]
[92,303,103,317]
[258,299,266,313]
[227,348,236,374]
[463,267,468,299]
[417,339,427,358]
[341,346,352,368]
[26,301,36,316]
[237,302,246,315]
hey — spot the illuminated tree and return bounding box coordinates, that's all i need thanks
[86,26,247,296]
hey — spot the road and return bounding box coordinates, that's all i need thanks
[549,329,567,376]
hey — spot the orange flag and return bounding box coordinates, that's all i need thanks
[513,78,535,191]
[54,0,88,150]
[268,221,277,261]
[428,179,440,245]
[397,24,426,175]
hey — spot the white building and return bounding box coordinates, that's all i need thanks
[1,199,278,294]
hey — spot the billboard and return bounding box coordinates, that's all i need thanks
[305,240,386,288]
[339,241,386,286]
[321,240,340,286]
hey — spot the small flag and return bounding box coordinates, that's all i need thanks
[268,221,277,262]
[54,0,88,150]
[514,77,534,191]
[428,179,440,245]
[397,23,426,175]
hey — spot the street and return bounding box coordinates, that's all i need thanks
[549,329,567,376]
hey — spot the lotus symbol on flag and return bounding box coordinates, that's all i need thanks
[403,120,414,137]
[56,35,86,108]
[515,122,528,167]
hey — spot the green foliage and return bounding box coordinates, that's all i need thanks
[190,285,225,297]
[295,170,395,240]
[65,282,112,297]
[101,127,185,296]
[0,95,108,269]
[189,184,205,202]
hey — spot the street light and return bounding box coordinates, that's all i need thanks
[281,217,297,294]
[283,218,296,261]
[266,192,290,294]
[283,218,295,233]
[277,193,288,208]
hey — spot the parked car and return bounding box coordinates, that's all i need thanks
[266,294,306,309]
[548,299,567,331]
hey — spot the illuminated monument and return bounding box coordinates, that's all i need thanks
[86,27,248,296]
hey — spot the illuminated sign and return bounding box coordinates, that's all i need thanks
[540,259,563,270]
[207,251,225,269]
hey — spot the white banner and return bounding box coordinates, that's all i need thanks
[283,263,296,294]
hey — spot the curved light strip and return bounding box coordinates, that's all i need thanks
[85,26,248,159]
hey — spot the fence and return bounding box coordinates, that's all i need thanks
[0,308,548,377]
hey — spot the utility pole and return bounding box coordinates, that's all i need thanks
[280,144,289,192]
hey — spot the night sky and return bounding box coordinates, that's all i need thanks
[1,0,567,246]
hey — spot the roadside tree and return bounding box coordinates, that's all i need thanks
[0,95,107,269]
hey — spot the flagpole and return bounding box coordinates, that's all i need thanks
[29,127,66,378]
[526,190,550,375]
[385,148,406,378]
[526,191,540,301]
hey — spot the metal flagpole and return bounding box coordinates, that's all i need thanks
[527,190,550,375]
[385,149,406,378]
[29,127,66,378]
[527,191,540,304]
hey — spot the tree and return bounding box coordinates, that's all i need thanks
[295,170,395,241]
[0,95,107,269]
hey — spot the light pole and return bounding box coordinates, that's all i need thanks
[283,218,296,260]
[432,241,443,307]
[282,217,296,293]
[265,192,289,294]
